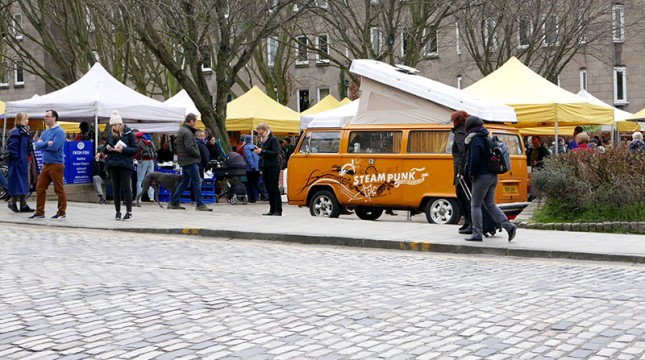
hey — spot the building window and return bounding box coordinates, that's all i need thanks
[14,61,24,86]
[401,29,410,57]
[612,5,625,43]
[542,15,559,46]
[12,13,23,40]
[316,0,328,8]
[316,34,329,63]
[613,66,627,105]
[201,54,212,73]
[579,68,587,91]
[317,87,330,101]
[424,27,438,58]
[484,18,498,49]
[0,62,9,87]
[298,89,310,112]
[456,75,462,90]
[455,22,461,55]
[296,35,308,65]
[518,17,531,49]
[267,36,278,67]
[370,27,382,55]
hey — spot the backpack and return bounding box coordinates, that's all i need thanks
[484,135,511,174]
[137,138,156,160]
[628,140,645,154]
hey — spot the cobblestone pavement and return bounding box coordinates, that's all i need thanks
[1,225,644,360]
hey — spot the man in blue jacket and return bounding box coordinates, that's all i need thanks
[29,110,67,220]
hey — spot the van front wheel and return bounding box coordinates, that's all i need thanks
[310,190,341,218]
[425,198,460,224]
[355,207,384,221]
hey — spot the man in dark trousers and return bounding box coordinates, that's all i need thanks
[254,122,282,216]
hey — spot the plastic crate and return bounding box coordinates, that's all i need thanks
[157,177,216,204]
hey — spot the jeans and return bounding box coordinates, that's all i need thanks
[136,159,155,200]
[93,175,111,197]
[35,163,67,216]
[172,163,203,206]
[470,173,512,239]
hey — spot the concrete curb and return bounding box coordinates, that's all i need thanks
[116,226,645,264]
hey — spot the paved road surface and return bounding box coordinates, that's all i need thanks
[1,225,644,359]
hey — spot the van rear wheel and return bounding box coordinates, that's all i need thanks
[310,190,341,218]
[355,207,384,221]
[425,198,460,224]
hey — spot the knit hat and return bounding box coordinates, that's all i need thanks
[465,115,483,131]
[109,110,123,125]
[244,135,253,143]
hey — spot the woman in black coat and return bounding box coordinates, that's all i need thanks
[103,111,138,220]
[451,110,472,234]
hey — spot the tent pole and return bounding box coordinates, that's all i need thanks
[2,118,6,149]
[554,118,559,157]
[94,114,99,152]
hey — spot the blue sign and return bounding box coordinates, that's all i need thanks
[66,141,93,184]
[34,140,93,184]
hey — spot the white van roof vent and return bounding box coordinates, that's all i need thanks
[394,64,420,75]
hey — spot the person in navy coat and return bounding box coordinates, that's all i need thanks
[7,112,35,213]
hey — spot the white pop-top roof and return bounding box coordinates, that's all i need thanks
[349,60,517,124]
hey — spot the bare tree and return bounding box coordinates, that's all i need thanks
[121,0,313,149]
[454,0,645,82]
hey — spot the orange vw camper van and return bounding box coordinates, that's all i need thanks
[287,123,528,223]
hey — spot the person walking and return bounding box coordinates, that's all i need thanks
[450,110,472,234]
[254,122,282,216]
[243,135,260,203]
[463,116,517,242]
[168,113,212,211]
[6,112,35,213]
[29,110,67,220]
[135,131,156,203]
[103,110,138,220]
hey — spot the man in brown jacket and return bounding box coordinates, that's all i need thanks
[168,113,212,211]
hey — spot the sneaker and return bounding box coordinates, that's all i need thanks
[122,213,132,221]
[19,206,35,213]
[196,204,213,212]
[7,203,19,213]
[115,212,121,220]
[28,213,45,219]
[99,196,106,205]
[167,203,186,210]
[50,214,66,220]
[507,224,517,242]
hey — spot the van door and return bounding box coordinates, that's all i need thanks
[405,130,459,223]
[339,130,403,208]
[287,130,342,206]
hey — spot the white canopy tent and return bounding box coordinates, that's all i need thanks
[300,100,360,129]
[5,63,185,136]
[348,60,517,125]
[576,90,644,132]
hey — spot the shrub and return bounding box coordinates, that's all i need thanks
[531,146,645,221]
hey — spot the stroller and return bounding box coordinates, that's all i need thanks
[211,151,249,205]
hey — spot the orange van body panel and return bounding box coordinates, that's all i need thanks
[287,124,528,210]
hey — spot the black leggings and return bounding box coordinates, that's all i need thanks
[109,166,133,214]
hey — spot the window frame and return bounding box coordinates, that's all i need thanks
[423,27,438,58]
[517,17,532,49]
[370,27,382,55]
[612,4,625,43]
[295,35,309,65]
[316,34,330,64]
[12,13,23,40]
[267,36,278,67]
[579,68,587,91]
[542,15,559,47]
[613,66,627,105]
[317,87,330,101]
[14,61,24,86]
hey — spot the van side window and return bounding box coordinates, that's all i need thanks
[408,131,450,153]
[493,133,523,155]
[348,131,402,153]
[300,131,341,153]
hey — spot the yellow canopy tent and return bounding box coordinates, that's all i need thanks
[339,98,352,105]
[576,90,640,133]
[464,57,613,128]
[0,100,4,116]
[623,109,645,131]
[226,86,300,134]
[520,126,576,136]
[300,95,341,116]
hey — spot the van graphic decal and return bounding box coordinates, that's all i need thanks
[297,159,429,202]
